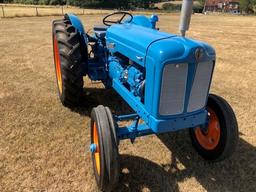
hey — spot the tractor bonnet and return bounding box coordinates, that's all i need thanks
[106,24,175,66]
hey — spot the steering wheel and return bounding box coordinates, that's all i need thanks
[103,11,133,26]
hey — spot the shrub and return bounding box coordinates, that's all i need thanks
[162,3,181,11]
[193,4,204,13]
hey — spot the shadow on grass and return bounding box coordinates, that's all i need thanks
[118,132,256,192]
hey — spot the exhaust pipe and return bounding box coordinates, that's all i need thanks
[179,0,193,37]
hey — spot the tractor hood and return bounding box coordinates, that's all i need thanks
[106,24,215,67]
[106,24,175,66]
[146,36,216,65]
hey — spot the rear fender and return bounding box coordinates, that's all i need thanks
[65,13,88,74]
[65,13,88,44]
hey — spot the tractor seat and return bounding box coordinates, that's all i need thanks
[94,25,108,39]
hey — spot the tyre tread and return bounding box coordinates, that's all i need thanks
[52,18,85,107]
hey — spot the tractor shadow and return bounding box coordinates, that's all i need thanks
[117,132,256,192]
[72,87,133,116]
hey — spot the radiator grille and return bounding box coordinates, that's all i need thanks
[187,61,214,112]
[159,63,188,115]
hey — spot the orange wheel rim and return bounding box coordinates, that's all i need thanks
[93,122,101,175]
[195,108,221,150]
[53,35,62,94]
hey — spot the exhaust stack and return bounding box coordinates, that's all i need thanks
[179,0,193,37]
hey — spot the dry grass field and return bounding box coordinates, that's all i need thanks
[0,4,112,17]
[0,13,256,192]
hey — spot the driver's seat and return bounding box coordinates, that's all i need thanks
[94,25,108,39]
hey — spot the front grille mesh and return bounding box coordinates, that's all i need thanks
[159,63,188,115]
[159,61,214,116]
[187,61,214,112]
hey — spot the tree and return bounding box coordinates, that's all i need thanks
[1,0,165,9]
[240,0,256,14]
[49,0,65,5]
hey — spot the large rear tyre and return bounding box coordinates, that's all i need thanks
[52,18,84,107]
[190,94,239,161]
[90,106,119,192]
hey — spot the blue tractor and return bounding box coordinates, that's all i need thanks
[52,1,238,191]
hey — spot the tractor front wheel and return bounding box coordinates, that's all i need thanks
[52,18,85,107]
[90,105,119,192]
[190,94,239,161]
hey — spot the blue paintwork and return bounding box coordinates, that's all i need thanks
[118,123,153,140]
[88,40,108,81]
[90,144,97,153]
[112,78,150,123]
[129,15,153,28]
[115,114,138,121]
[68,13,216,140]
[66,13,85,33]
[126,15,158,29]
[111,75,208,134]
[106,24,175,66]
[109,57,144,97]
[145,37,215,119]
[150,14,159,29]
[107,30,215,134]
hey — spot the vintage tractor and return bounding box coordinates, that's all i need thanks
[52,1,238,191]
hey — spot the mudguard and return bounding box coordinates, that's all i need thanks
[65,13,88,44]
[64,13,88,74]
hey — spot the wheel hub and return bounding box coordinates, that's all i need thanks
[194,108,221,150]
[92,122,100,175]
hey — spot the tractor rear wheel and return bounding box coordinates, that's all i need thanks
[189,94,239,161]
[90,105,120,192]
[52,18,85,107]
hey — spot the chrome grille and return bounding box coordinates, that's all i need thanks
[159,63,188,115]
[187,61,214,112]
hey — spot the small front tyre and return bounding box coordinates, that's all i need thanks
[90,105,119,192]
[190,94,239,161]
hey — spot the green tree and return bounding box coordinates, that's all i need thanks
[49,0,65,5]
[240,0,256,13]
[38,0,50,5]
[2,0,164,9]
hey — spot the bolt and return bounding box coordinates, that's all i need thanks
[90,143,97,153]
[209,138,214,143]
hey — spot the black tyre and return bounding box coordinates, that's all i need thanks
[90,105,119,192]
[52,17,85,107]
[189,94,239,161]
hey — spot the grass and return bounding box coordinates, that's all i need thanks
[0,4,112,18]
[0,13,255,192]
[0,4,170,18]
